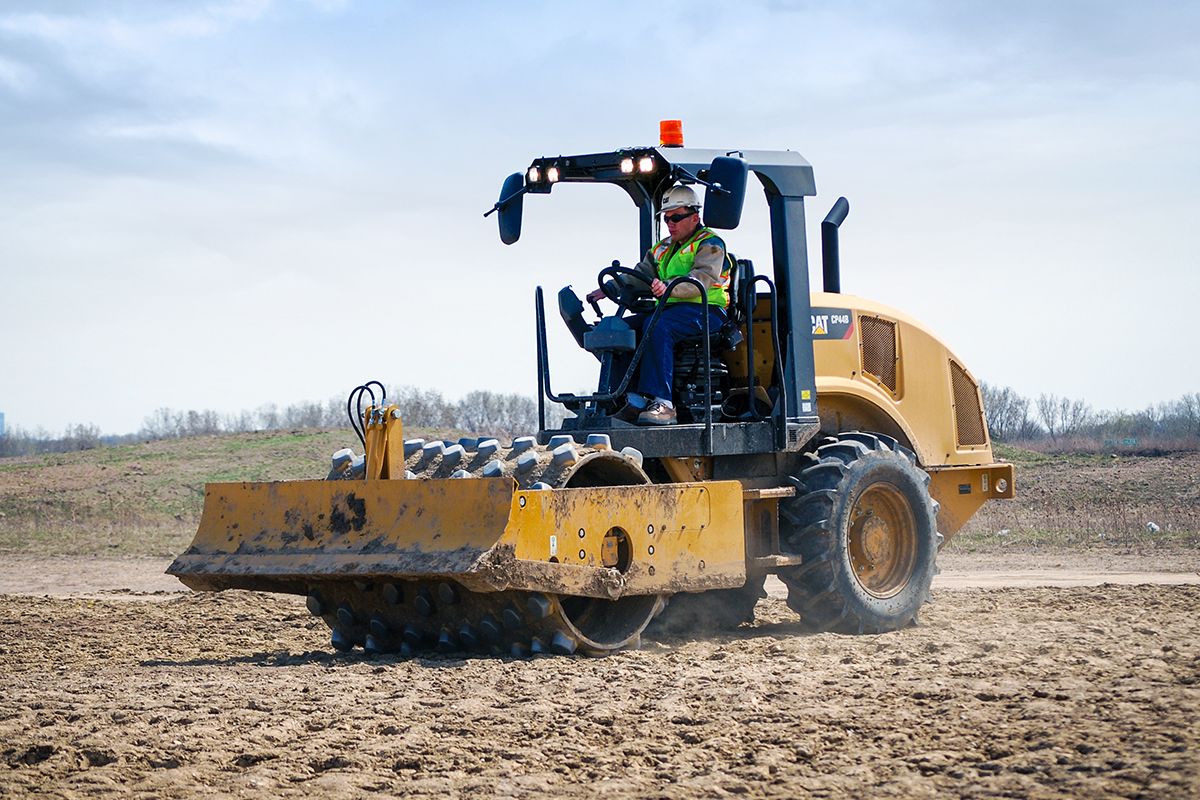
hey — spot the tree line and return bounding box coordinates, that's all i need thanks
[982,383,1200,452]
[4,382,1196,458]
[0,423,106,457]
[0,385,565,458]
[139,385,567,442]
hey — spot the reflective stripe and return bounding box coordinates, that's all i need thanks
[650,227,730,307]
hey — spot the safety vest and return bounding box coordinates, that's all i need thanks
[650,226,731,308]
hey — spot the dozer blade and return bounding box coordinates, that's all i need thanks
[168,477,747,601]
[170,476,748,655]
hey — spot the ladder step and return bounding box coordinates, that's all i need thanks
[742,487,796,500]
[748,554,804,570]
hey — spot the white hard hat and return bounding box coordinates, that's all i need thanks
[660,184,700,213]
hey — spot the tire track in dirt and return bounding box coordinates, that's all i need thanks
[1,584,1197,798]
[2,554,1196,599]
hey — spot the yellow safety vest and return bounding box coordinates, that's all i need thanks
[650,227,731,307]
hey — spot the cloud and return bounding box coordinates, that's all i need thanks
[0,1,376,180]
[1,1,1198,433]
[0,1,272,48]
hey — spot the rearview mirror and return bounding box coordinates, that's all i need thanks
[497,172,524,245]
[702,156,748,230]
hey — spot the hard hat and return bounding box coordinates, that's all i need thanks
[660,185,700,213]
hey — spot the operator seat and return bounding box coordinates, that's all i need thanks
[671,258,754,422]
[674,257,753,347]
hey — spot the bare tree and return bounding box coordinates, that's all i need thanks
[222,409,256,433]
[256,403,280,430]
[981,382,1040,441]
[324,397,345,428]
[141,408,172,439]
[1036,393,1093,442]
[454,390,540,437]
[1173,392,1200,437]
[390,386,455,428]
[184,409,221,436]
[63,423,102,450]
[282,401,326,429]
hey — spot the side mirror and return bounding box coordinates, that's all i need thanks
[497,172,525,245]
[702,156,748,230]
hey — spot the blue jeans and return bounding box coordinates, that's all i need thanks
[613,303,726,403]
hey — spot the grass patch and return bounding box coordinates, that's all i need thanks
[0,518,196,558]
[992,442,1113,467]
[0,427,459,557]
[949,524,1198,555]
[951,448,1200,555]
[4,429,1198,560]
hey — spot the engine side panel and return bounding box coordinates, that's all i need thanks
[811,291,995,469]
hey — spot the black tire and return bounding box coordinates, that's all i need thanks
[778,432,939,634]
[645,574,767,639]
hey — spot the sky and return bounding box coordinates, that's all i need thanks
[1,0,1198,435]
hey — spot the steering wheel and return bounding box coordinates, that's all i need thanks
[597,265,657,315]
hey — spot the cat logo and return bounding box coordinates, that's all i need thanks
[810,307,854,339]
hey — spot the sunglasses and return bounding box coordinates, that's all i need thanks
[663,211,695,224]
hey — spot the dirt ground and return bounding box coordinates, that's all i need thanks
[4,439,1197,796]
[2,555,1198,799]
[2,552,1199,599]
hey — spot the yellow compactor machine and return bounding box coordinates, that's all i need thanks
[169,129,1013,656]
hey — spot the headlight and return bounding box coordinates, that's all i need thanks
[620,157,634,174]
[527,166,541,183]
[638,156,655,173]
[546,166,560,183]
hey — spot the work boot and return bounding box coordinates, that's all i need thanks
[612,402,642,423]
[638,401,677,426]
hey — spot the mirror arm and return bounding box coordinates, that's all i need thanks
[670,165,731,196]
[483,184,530,218]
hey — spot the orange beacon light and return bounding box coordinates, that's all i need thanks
[660,119,684,147]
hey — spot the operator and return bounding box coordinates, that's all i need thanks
[587,184,732,426]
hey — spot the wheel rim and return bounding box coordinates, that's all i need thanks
[846,483,918,598]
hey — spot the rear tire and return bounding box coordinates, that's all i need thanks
[778,432,938,634]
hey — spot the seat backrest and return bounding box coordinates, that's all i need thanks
[726,257,754,326]
[671,256,755,352]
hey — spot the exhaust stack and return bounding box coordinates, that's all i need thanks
[821,197,850,294]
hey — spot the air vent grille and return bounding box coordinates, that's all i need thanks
[859,315,898,394]
[950,360,986,446]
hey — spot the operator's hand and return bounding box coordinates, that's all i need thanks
[650,278,667,298]
[585,288,605,303]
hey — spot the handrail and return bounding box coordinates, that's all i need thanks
[748,275,786,446]
[742,276,760,420]
[535,288,657,406]
[536,293,547,431]
[743,275,783,423]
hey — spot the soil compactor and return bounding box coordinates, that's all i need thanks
[168,130,1014,656]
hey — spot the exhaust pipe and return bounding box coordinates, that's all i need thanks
[821,197,850,294]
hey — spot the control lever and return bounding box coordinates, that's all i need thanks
[557,286,594,351]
